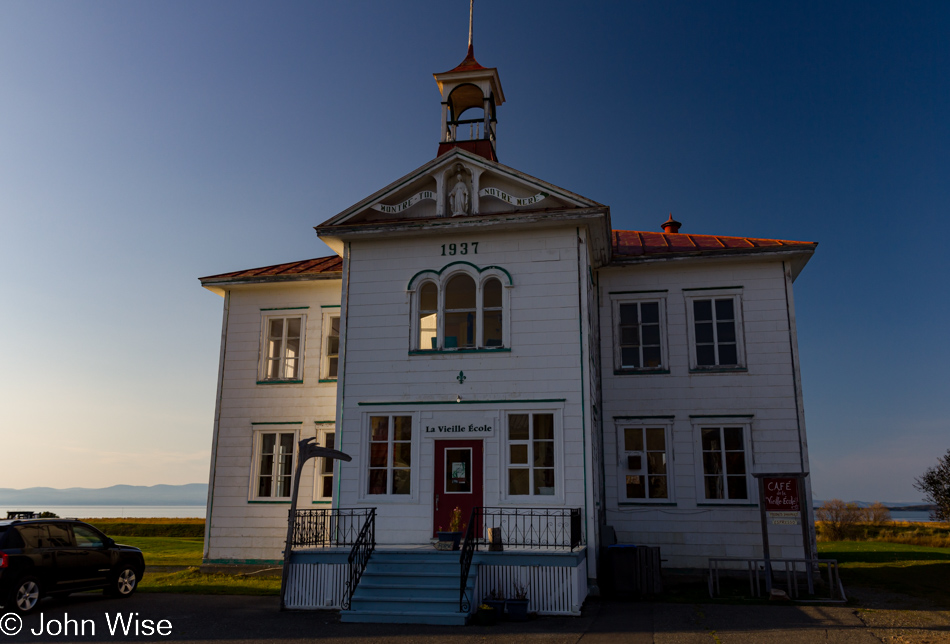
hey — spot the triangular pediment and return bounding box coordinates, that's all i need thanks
[317,148,602,228]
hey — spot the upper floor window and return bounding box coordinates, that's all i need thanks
[260,314,305,382]
[322,314,340,380]
[410,264,510,352]
[684,290,745,370]
[612,295,667,373]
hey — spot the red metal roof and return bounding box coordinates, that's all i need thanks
[200,256,342,283]
[612,230,816,259]
[445,44,486,73]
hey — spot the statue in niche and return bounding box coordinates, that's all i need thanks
[448,169,470,216]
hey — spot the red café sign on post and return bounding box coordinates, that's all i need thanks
[753,472,812,595]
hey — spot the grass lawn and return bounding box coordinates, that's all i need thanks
[818,541,950,605]
[139,568,280,596]
[115,536,205,566]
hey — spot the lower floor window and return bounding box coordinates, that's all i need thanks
[619,426,669,500]
[701,426,748,500]
[256,432,295,498]
[507,413,556,496]
[315,429,335,500]
[368,415,412,495]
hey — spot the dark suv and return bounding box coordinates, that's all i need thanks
[0,518,145,614]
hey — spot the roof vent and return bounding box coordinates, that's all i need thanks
[661,214,682,234]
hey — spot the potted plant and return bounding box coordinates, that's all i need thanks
[475,603,497,625]
[506,582,530,622]
[483,588,506,616]
[435,506,465,551]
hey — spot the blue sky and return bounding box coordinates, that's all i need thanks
[1,1,947,502]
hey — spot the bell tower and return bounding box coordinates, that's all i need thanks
[433,1,505,161]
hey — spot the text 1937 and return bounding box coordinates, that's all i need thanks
[441,242,478,256]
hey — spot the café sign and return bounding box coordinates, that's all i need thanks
[763,476,801,525]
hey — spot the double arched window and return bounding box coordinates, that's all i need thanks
[412,265,510,351]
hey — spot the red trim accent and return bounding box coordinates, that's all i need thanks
[437,140,496,161]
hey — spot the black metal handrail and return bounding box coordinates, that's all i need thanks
[290,508,374,549]
[341,508,375,610]
[478,507,584,550]
[458,506,478,612]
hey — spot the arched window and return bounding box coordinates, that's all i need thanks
[482,277,503,347]
[444,274,476,348]
[411,265,510,351]
[419,282,438,350]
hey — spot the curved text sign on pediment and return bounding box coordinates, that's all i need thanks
[371,190,436,214]
[479,187,549,207]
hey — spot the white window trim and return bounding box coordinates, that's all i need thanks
[690,417,757,504]
[615,420,675,504]
[502,410,564,504]
[312,425,336,503]
[320,312,340,382]
[683,288,746,371]
[359,411,420,503]
[610,294,669,373]
[408,265,511,351]
[258,312,308,383]
[249,426,299,502]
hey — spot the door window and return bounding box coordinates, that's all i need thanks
[444,448,472,494]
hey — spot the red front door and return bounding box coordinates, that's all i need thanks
[433,440,483,538]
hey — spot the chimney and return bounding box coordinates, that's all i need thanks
[661,213,682,234]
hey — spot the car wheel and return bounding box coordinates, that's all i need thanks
[9,577,42,614]
[107,566,138,597]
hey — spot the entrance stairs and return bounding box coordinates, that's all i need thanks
[340,549,475,625]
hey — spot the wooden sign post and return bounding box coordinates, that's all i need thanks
[753,472,812,595]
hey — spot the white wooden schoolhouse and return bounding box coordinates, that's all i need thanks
[199,32,817,624]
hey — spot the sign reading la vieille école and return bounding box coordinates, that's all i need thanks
[423,416,495,438]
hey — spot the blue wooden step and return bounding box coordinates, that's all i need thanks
[340,549,476,625]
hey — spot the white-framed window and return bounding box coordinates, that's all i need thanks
[694,422,754,502]
[409,265,510,351]
[367,415,412,496]
[616,422,672,502]
[259,313,306,382]
[251,429,297,500]
[506,412,556,497]
[321,313,340,381]
[684,289,745,370]
[611,295,667,372]
[313,426,336,502]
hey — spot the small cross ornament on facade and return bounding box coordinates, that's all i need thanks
[457,371,466,384]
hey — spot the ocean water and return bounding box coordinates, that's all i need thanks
[888,510,937,523]
[1,505,205,519]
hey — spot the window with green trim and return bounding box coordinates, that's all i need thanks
[322,315,340,380]
[260,315,305,381]
[684,291,745,370]
[700,426,749,500]
[413,270,507,351]
[506,413,555,496]
[617,424,671,501]
[253,431,295,499]
[368,416,412,495]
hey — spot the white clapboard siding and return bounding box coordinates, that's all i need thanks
[473,560,588,616]
[284,563,348,609]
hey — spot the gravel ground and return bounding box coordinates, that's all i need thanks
[847,586,950,644]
